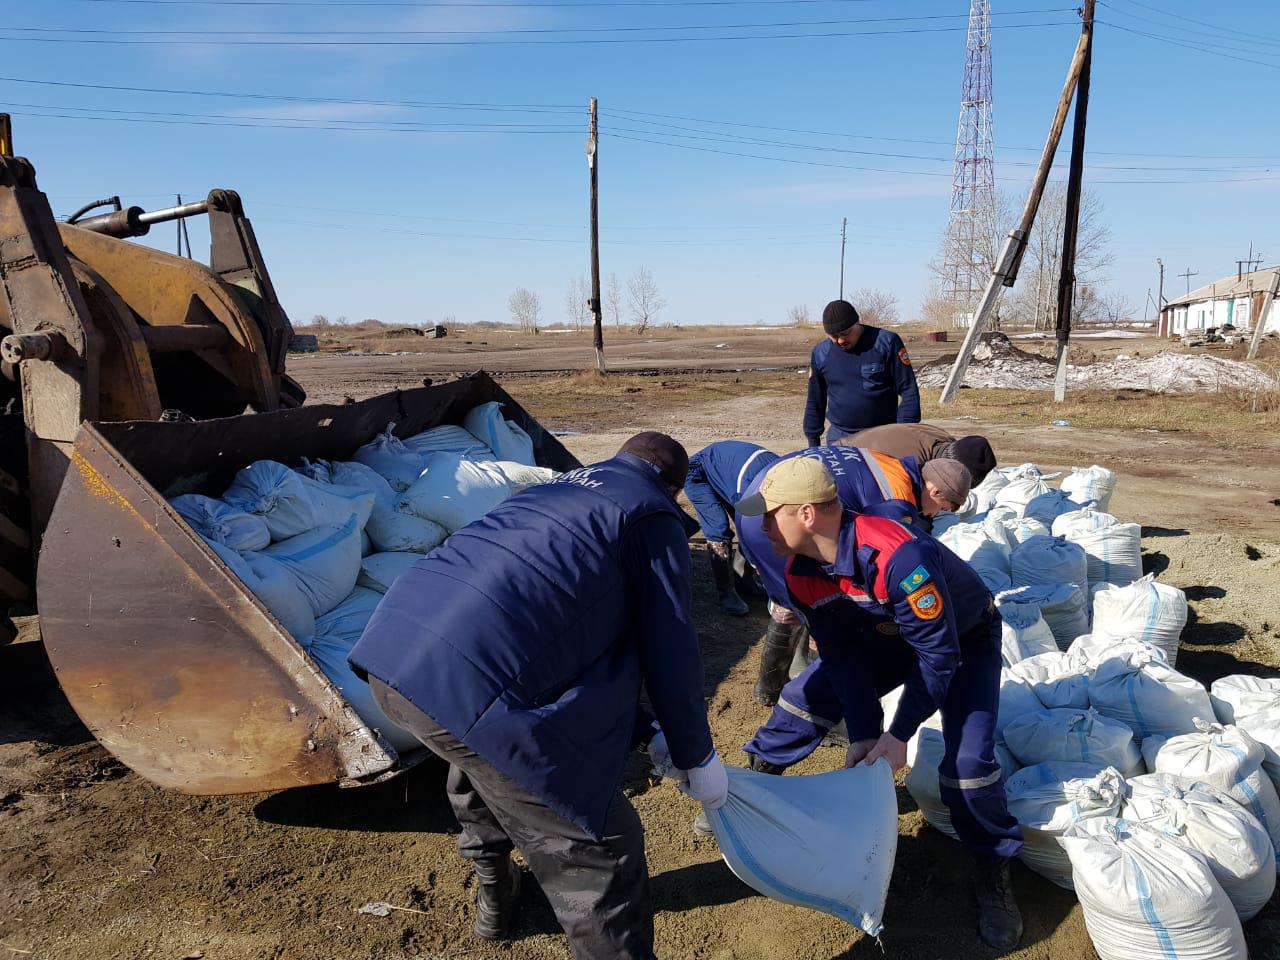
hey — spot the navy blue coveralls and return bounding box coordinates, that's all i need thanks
[745,512,1022,862]
[804,325,921,446]
[684,440,779,545]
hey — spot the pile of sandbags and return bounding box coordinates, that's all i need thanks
[1087,650,1213,744]
[1091,575,1188,665]
[1210,675,1280,792]
[996,584,1089,651]
[997,652,1090,734]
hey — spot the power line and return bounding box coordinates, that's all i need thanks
[1098,20,1280,71]
[51,0,967,7]
[8,108,581,134]
[1103,0,1280,48]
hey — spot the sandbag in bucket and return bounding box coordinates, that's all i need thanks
[704,763,898,936]
[463,401,536,465]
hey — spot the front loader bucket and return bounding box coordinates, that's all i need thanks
[37,372,578,795]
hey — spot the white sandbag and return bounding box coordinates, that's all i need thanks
[353,423,427,492]
[1024,489,1080,528]
[993,515,1049,546]
[1061,464,1117,512]
[1062,521,1144,589]
[171,493,271,553]
[365,505,449,555]
[971,469,1009,514]
[1143,720,1280,855]
[401,423,494,459]
[1009,535,1088,593]
[398,453,512,534]
[996,584,1089,651]
[904,726,959,841]
[312,459,399,508]
[222,461,376,541]
[998,652,1090,734]
[1003,708,1142,776]
[357,551,426,594]
[1091,575,1187,666]
[992,469,1051,516]
[1005,762,1125,889]
[247,514,364,622]
[463,401,536,465]
[1068,633,1168,673]
[929,510,970,538]
[938,522,1012,593]
[1210,674,1280,725]
[998,601,1059,666]
[1123,774,1276,922]
[487,460,560,494]
[705,763,897,936]
[1088,650,1214,743]
[1061,817,1246,960]
[360,529,372,557]
[1052,506,1118,538]
[207,539,315,638]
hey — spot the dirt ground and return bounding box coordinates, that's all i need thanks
[3,330,1280,960]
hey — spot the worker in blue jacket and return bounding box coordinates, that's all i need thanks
[684,440,779,616]
[349,433,727,960]
[735,445,972,708]
[736,456,1023,951]
[804,299,920,447]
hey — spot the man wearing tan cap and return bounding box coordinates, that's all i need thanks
[735,456,1024,951]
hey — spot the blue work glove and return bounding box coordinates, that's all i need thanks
[679,750,729,809]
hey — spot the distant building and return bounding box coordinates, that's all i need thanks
[1159,266,1280,337]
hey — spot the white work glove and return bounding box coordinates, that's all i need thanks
[679,750,729,810]
[647,729,674,778]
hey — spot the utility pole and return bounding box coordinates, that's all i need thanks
[1178,267,1198,296]
[1246,269,1279,360]
[175,193,192,258]
[1155,258,1166,336]
[839,217,848,298]
[586,97,605,373]
[1236,242,1264,281]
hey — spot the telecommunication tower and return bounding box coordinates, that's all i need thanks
[941,0,996,325]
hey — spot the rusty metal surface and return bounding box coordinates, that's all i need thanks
[39,373,578,794]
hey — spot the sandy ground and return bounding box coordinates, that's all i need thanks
[3,333,1280,960]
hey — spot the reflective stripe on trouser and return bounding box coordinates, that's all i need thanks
[369,678,656,960]
[744,658,845,767]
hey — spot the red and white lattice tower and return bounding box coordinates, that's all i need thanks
[942,0,996,325]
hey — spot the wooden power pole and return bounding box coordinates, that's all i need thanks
[1052,0,1095,402]
[839,217,848,299]
[1246,269,1280,360]
[587,97,605,373]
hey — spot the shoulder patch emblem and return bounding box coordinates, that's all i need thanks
[898,347,912,367]
[907,583,943,621]
[899,564,930,594]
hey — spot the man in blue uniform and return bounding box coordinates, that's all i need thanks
[804,299,920,447]
[349,432,728,960]
[737,457,1023,950]
[683,440,779,616]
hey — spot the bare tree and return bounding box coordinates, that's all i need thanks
[1013,184,1113,330]
[786,304,811,326]
[565,276,591,330]
[850,287,899,326]
[627,267,665,333]
[310,314,330,328]
[508,287,541,333]
[927,192,1018,325]
[605,272,623,329]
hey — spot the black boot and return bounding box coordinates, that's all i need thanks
[975,858,1023,952]
[472,856,522,941]
[708,550,749,616]
[753,621,802,706]
[747,753,785,775]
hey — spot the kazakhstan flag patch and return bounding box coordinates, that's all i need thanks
[899,564,931,594]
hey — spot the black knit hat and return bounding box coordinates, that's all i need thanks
[617,432,689,489]
[822,300,860,334]
[944,436,997,486]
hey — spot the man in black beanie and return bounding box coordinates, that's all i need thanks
[803,298,920,447]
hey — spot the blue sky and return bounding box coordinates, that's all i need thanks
[4,0,1277,327]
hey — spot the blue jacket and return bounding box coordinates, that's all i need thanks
[803,326,920,445]
[685,441,779,543]
[736,446,926,605]
[784,513,994,743]
[348,454,713,839]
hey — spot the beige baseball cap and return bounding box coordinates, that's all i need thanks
[736,457,838,516]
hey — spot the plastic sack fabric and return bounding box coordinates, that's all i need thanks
[353,423,428,493]
[1090,575,1188,667]
[1010,535,1088,594]
[1004,762,1125,889]
[1142,721,1280,856]
[1063,522,1144,590]
[1068,634,1167,674]
[1210,674,1280,725]
[705,764,897,937]
[222,461,376,542]
[992,471,1051,517]
[398,452,513,534]
[365,505,449,555]
[245,514,364,622]
[1061,465,1117,512]
[998,652,1090,734]
[971,469,1009,514]
[171,493,271,553]
[997,601,1059,666]
[1124,774,1276,922]
[1024,490,1082,529]
[904,726,960,841]
[1052,506,1117,538]
[1003,708,1142,776]
[929,510,971,538]
[488,461,560,494]
[1061,817,1246,960]
[299,588,421,754]
[463,401,536,465]
[938,522,1013,593]
[401,423,494,460]
[993,515,1049,546]
[996,584,1089,651]
[357,551,426,594]
[313,460,399,509]
[1088,650,1213,744]
[206,539,315,638]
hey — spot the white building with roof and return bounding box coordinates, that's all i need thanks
[1159,265,1279,337]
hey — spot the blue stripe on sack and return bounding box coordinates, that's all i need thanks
[712,805,881,936]
[1125,679,1151,740]
[1142,582,1162,641]
[1132,860,1180,960]
[271,515,358,563]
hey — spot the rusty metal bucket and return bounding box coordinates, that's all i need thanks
[37,372,578,795]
